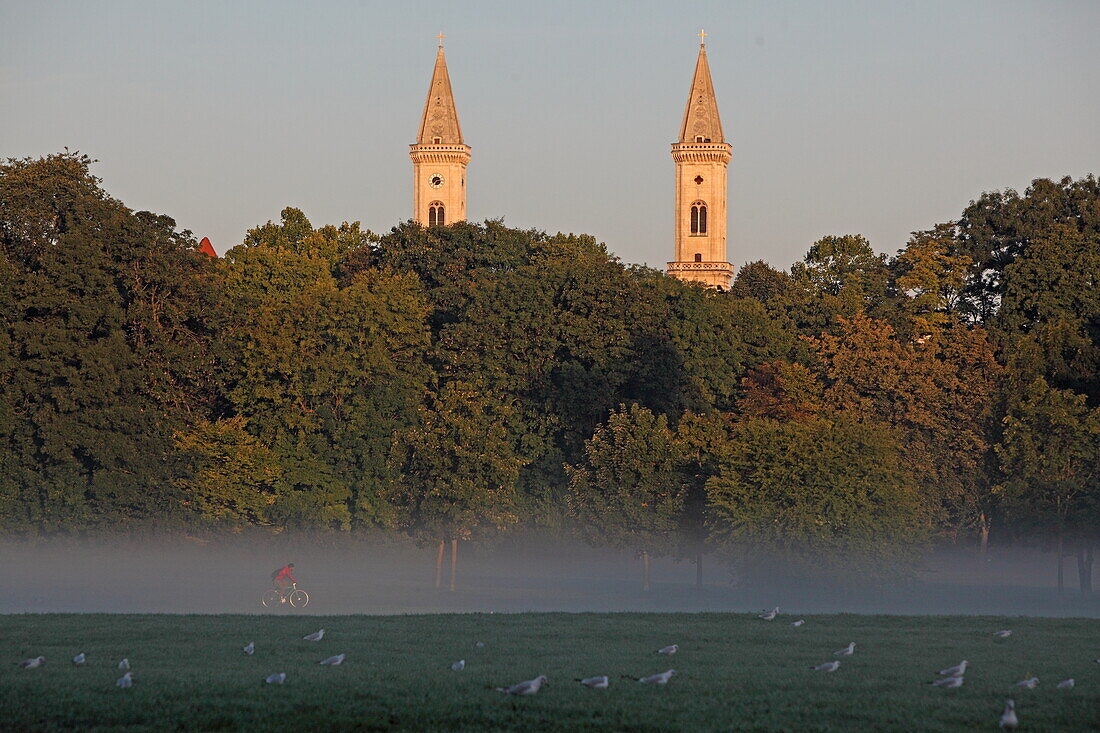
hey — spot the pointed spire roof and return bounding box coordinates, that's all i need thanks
[416,42,464,145]
[678,39,725,143]
[198,236,217,258]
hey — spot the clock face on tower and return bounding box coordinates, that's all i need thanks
[429,174,444,189]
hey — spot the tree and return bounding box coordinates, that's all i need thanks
[995,378,1100,593]
[566,404,686,590]
[706,415,927,575]
[892,224,973,338]
[387,382,524,589]
[788,234,893,334]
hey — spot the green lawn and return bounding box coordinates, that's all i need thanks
[2,613,1097,731]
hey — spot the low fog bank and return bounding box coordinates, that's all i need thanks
[2,536,1098,617]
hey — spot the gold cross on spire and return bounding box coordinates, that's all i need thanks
[698,29,707,46]
[437,31,445,48]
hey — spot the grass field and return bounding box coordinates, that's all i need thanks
[2,613,1098,731]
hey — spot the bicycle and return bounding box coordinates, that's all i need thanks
[261,582,310,608]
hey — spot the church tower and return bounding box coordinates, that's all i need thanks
[667,32,733,289]
[410,35,470,226]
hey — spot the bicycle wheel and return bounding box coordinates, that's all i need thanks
[261,589,282,608]
[288,589,309,608]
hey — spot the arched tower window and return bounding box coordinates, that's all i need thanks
[694,253,702,262]
[690,201,707,235]
[428,201,445,227]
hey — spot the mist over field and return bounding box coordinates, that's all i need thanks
[4,536,1098,618]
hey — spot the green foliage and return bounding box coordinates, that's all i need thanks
[706,415,927,570]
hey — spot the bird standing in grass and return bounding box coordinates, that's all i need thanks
[118,658,130,671]
[303,629,324,641]
[243,642,254,655]
[264,673,286,684]
[18,656,45,669]
[495,675,548,695]
[999,700,1017,729]
[834,642,855,657]
[637,669,676,684]
[1056,678,1074,690]
[938,661,967,677]
[759,607,779,621]
[450,659,465,671]
[578,676,609,688]
[657,645,678,655]
[319,654,346,666]
[72,653,85,666]
[932,676,964,688]
[1014,677,1038,689]
[116,672,133,689]
[993,630,1012,639]
[791,620,805,628]
[811,661,840,672]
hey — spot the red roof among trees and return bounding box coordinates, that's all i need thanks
[198,237,217,258]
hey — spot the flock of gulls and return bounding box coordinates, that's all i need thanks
[14,608,1096,729]
[756,606,1088,729]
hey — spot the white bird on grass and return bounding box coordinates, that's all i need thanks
[636,669,676,685]
[999,699,1017,729]
[243,642,254,656]
[578,675,609,688]
[303,629,324,641]
[758,607,779,621]
[495,675,548,695]
[72,653,85,666]
[993,630,1012,639]
[791,620,805,628]
[116,672,133,689]
[475,641,485,648]
[1014,677,1038,689]
[657,645,678,655]
[811,661,840,673]
[18,656,45,669]
[319,654,346,666]
[450,659,465,671]
[938,660,968,677]
[834,642,855,657]
[118,658,130,671]
[932,675,964,688]
[265,672,287,685]
[1056,678,1074,690]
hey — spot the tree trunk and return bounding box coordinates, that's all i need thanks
[1077,543,1094,594]
[1057,530,1065,594]
[450,538,458,592]
[435,539,445,589]
[642,551,651,592]
[696,553,703,588]
[979,513,989,561]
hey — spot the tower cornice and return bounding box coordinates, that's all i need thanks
[671,141,732,164]
[409,143,472,165]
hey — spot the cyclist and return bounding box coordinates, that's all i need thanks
[271,563,296,594]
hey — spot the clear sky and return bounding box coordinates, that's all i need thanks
[2,0,1098,268]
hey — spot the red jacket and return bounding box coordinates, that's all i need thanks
[275,565,296,583]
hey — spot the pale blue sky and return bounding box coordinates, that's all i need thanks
[2,0,1098,268]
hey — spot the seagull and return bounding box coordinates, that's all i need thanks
[578,675,609,688]
[18,656,45,669]
[265,672,287,684]
[657,645,678,655]
[451,659,465,671]
[811,661,840,672]
[638,669,676,684]
[791,620,805,627]
[999,699,1017,729]
[319,654,346,666]
[303,629,324,641]
[1056,678,1074,690]
[932,675,965,688]
[116,672,133,689]
[475,641,485,648]
[72,653,85,666]
[1014,677,1038,689]
[243,642,254,656]
[993,630,1012,639]
[118,658,130,671]
[938,661,968,677]
[834,642,856,657]
[495,675,548,695]
[758,607,779,621]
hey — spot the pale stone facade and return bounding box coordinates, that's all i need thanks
[667,41,734,290]
[410,43,470,225]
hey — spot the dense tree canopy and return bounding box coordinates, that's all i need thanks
[2,152,1098,584]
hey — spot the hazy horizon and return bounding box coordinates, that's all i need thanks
[3,0,1098,266]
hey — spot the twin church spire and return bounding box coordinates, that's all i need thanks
[410,33,733,289]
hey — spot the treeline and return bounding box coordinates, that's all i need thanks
[2,153,1098,585]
